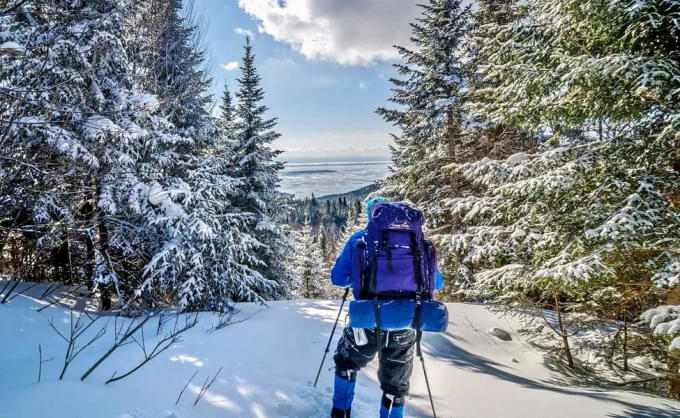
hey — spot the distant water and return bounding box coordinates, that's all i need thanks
[279,161,391,197]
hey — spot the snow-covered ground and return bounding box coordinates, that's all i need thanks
[1,289,678,418]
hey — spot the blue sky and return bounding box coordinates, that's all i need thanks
[193,0,422,162]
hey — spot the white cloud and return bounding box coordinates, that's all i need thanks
[220,61,239,71]
[234,27,255,38]
[236,0,421,65]
[358,81,367,89]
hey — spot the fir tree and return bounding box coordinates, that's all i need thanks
[218,82,236,135]
[233,37,293,299]
[376,0,532,286]
[377,0,472,209]
[291,221,328,299]
[441,0,680,390]
[132,3,275,310]
[0,0,173,307]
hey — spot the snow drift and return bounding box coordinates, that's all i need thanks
[0,289,677,417]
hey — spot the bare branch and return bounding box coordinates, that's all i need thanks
[80,315,151,382]
[175,370,200,405]
[49,309,107,380]
[194,367,223,406]
[105,313,198,385]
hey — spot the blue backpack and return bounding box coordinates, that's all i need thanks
[350,202,436,300]
[348,202,447,333]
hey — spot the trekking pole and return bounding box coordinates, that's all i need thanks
[417,333,437,418]
[313,287,350,388]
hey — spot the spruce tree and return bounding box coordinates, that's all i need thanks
[233,37,293,299]
[218,82,236,135]
[0,0,171,307]
[441,0,680,388]
[376,0,532,287]
[377,0,471,208]
[292,221,328,299]
[131,2,277,309]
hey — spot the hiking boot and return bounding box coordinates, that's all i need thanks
[380,393,405,418]
[331,407,351,417]
[332,369,356,416]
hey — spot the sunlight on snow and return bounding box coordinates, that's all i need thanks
[169,354,204,367]
[187,383,240,413]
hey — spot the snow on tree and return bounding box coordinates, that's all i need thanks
[127,2,277,310]
[218,82,236,135]
[291,221,330,299]
[433,0,680,393]
[232,37,294,300]
[1,1,283,311]
[376,0,533,285]
[377,0,472,209]
[0,0,173,307]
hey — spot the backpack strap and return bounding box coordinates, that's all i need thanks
[373,296,382,345]
[357,233,368,299]
[410,232,426,296]
[382,230,394,273]
[369,241,379,297]
[411,231,425,337]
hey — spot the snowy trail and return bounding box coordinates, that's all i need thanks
[0,295,678,418]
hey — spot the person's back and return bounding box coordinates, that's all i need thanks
[329,197,444,418]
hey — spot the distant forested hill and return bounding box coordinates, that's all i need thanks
[317,183,378,202]
[280,183,376,298]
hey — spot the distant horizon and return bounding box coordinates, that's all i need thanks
[278,156,392,164]
[277,159,391,197]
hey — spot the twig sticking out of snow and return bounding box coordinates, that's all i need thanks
[207,310,235,333]
[175,370,200,405]
[206,307,262,333]
[36,344,54,384]
[49,308,106,380]
[104,313,198,385]
[194,367,223,406]
[80,315,151,382]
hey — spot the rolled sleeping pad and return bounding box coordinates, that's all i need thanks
[348,299,448,332]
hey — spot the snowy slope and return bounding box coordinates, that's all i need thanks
[0,293,678,418]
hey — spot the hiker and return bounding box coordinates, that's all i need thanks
[329,197,445,418]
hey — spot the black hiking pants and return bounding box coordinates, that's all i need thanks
[334,327,416,397]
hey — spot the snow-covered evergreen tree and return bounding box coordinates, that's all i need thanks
[128,2,280,310]
[0,0,172,307]
[377,0,471,209]
[218,83,236,133]
[1,1,297,310]
[291,221,329,299]
[376,0,533,287]
[232,37,293,299]
[438,0,680,391]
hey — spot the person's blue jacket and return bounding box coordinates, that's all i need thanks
[331,230,444,292]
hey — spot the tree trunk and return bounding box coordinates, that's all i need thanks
[101,285,112,310]
[598,119,603,141]
[447,110,457,160]
[94,180,112,310]
[84,181,96,284]
[622,314,628,372]
[553,289,574,368]
[667,350,680,399]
